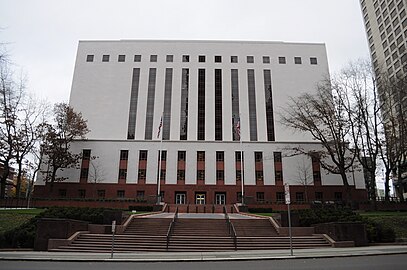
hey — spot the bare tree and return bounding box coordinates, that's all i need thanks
[295,156,313,202]
[88,157,106,197]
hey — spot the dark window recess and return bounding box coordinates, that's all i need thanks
[138,169,146,180]
[315,192,323,201]
[197,151,205,161]
[247,56,254,63]
[197,69,205,140]
[215,56,222,63]
[137,190,145,199]
[310,57,318,65]
[102,55,110,62]
[82,149,91,160]
[313,171,321,182]
[296,192,305,202]
[59,189,67,198]
[159,150,167,161]
[166,55,173,62]
[214,69,223,141]
[159,170,166,181]
[275,171,283,181]
[294,57,302,64]
[97,190,105,198]
[134,55,141,62]
[78,189,86,198]
[86,55,94,62]
[177,170,185,181]
[182,55,190,62]
[255,152,263,162]
[255,171,263,181]
[334,192,343,201]
[118,55,126,62]
[231,56,238,63]
[236,170,242,181]
[127,68,141,139]
[278,57,286,64]
[264,69,275,141]
[216,151,224,161]
[197,170,205,180]
[118,169,127,180]
[274,152,282,162]
[198,55,206,62]
[256,192,265,202]
[178,151,186,161]
[263,56,270,63]
[150,55,157,62]
[216,170,224,180]
[80,168,89,179]
[139,150,148,160]
[120,150,129,160]
[117,190,125,198]
[235,151,244,162]
[180,68,189,140]
[276,192,285,202]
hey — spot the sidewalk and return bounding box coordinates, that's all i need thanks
[0,245,406,262]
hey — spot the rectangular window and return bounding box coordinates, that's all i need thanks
[313,171,321,182]
[278,56,286,64]
[166,55,173,62]
[97,190,105,198]
[197,170,205,180]
[86,55,94,62]
[118,55,126,62]
[315,192,323,201]
[231,69,240,141]
[216,170,224,180]
[144,68,157,139]
[275,171,283,181]
[59,189,67,198]
[237,192,243,203]
[180,68,189,140]
[80,168,89,179]
[255,152,263,162]
[263,56,270,63]
[334,192,343,201]
[256,192,265,202]
[178,151,186,161]
[235,151,244,162]
[139,150,148,160]
[117,190,125,198]
[127,68,140,139]
[137,190,145,199]
[274,152,282,162]
[310,57,318,65]
[296,192,304,202]
[182,55,190,62]
[276,192,285,203]
[247,69,258,141]
[159,150,167,161]
[118,169,127,180]
[134,55,141,62]
[138,169,146,180]
[264,69,275,141]
[177,170,185,181]
[162,68,173,140]
[294,57,302,64]
[236,170,241,181]
[231,56,238,63]
[78,189,86,198]
[199,55,206,62]
[214,69,223,140]
[247,56,254,63]
[82,149,91,160]
[216,151,224,161]
[120,150,129,160]
[214,56,222,63]
[102,55,110,62]
[150,55,157,62]
[197,151,205,161]
[197,69,205,140]
[255,171,263,181]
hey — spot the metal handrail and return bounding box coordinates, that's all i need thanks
[166,207,178,250]
[223,206,237,250]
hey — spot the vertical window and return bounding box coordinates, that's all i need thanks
[197,69,205,140]
[117,190,125,198]
[137,190,145,200]
[276,192,284,203]
[86,55,94,62]
[178,151,186,161]
[235,151,244,162]
[215,56,222,63]
[310,57,318,65]
[138,169,146,180]
[134,55,141,62]
[256,192,265,202]
[278,57,286,64]
[118,55,126,62]
[294,57,302,64]
[118,169,127,180]
[216,151,224,161]
[139,150,148,161]
[182,55,190,62]
[80,168,89,179]
[231,69,240,141]
[159,150,167,161]
[58,189,67,198]
[127,68,141,139]
[315,192,323,201]
[274,152,282,162]
[216,170,224,181]
[150,55,157,62]
[197,170,205,180]
[263,56,270,63]
[264,69,275,141]
[255,152,263,162]
[102,55,110,62]
[144,68,157,139]
[296,192,304,202]
[247,69,258,141]
[162,68,173,140]
[274,152,283,183]
[199,55,206,62]
[197,151,205,161]
[166,55,173,62]
[82,149,91,160]
[334,192,343,201]
[177,170,185,181]
[97,190,105,198]
[120,150,129,160]
[215,69,223,141]
[231,56,238,63]
[247,56,254,63]
[180,69,189,140]
[255,171,263,181]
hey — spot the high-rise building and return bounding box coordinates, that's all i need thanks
[360,0,407,76]
[33,40,367,206]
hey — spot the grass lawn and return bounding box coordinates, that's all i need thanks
[359,211,407,239]
[0,208,45,234]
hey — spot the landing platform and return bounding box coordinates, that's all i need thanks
[143,213,262,219]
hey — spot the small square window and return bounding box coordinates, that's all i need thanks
[150,55,158,62]
[231,56,238,63]
[134,55,141,62]
[78,189,86,198]
[247,56,254,63]
[120,150,129,160]
[86,55,94,62]
[310,57,318,65]
[294,57,302,64]
[58,189,67,198]
[118,55,126,62]
[178,151,186,161]
[182,55,190,62]
[263,56,270,63]
[97,190,105,198]
[278,56,286,64]
[117,190,125,198]
[166,55,173,62]
[216,151,224,161]
[102,55,110,62]
[199,55,206,62]
[256,192,265,202]
[215,56,222,63]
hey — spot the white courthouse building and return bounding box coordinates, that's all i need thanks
[34,40,367,207]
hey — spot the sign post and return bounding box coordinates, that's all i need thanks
[111,220,116,259]
[285,183,293,256]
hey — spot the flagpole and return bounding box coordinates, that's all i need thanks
[239,115,245,206]
[157,113,163,205]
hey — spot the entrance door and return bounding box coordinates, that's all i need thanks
[215,193,226,205]
[195,193,206,204]
[175,193,186,204]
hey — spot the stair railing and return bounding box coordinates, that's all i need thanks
[166,206,178,250]
[223,206,237,250]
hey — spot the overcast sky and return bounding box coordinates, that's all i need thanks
[1,0,369,103]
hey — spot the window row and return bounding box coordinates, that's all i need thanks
[86,54,318,65]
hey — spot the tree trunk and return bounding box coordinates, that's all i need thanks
[0,163,11,199]
[340,171,352,206]
[397,162,405,202]
[384,170,391,202]
[370,170,377,210]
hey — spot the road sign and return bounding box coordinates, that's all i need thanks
[111,220,116,233]
[284,183,291,205]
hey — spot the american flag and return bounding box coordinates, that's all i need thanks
[235,118,241,140]
[157,116,163,138]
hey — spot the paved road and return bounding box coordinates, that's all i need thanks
[1,254,406,270]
